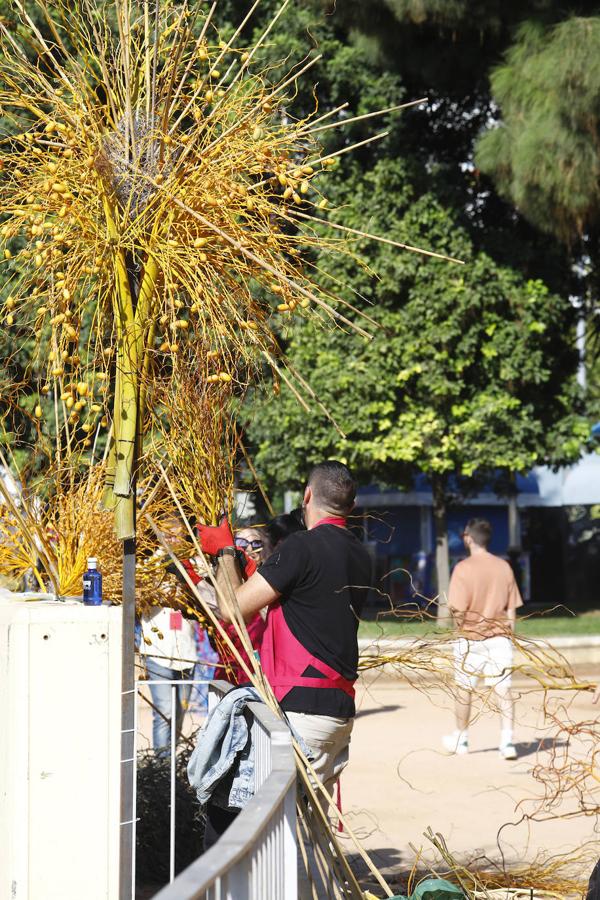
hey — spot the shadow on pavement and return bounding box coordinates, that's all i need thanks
[473,737,569,759]
[355,703,403,720]
[347,845,406,895]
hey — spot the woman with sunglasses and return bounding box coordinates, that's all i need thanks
[233,527,271,567]
[212,527,272,687]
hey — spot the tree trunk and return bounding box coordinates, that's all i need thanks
[507,473,521,551]
[432,475,451,626]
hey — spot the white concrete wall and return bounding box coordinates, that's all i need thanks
[0,598,122,900]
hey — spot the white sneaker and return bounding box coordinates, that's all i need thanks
[500,743,517,760]
[442,733,468,755]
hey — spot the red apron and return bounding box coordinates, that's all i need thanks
[260,517,356,703]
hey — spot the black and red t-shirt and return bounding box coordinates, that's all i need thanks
[258,524,372,717]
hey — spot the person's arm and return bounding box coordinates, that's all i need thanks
[447,568,469,632]
[215,550,280,623]
[506,574,523,633]
[450,608,466,631]
[506,605,517,632]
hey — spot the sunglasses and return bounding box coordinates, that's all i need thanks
[235,537,264,551]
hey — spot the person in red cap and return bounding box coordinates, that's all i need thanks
[197,460,372,806]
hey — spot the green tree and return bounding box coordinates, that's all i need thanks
[475,17,600,400]
[329,3,599,319]
[214,1,590,613]
[476,18,600,246]
[247,160,587,612]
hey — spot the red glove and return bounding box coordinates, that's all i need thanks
[196,516,234,556]
[238,549,257,578]
[181,558,202,586]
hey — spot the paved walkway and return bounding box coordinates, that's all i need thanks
[340,667,599,894]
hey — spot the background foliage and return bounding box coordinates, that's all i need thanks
[0,0,596,569]
[208,2,591,492]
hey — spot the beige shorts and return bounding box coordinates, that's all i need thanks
[288,712,354,900]
[453,636,513,690]
[285,711,353,796]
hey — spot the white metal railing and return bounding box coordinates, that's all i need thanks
[134,679,297,900]
[133,676,213,894]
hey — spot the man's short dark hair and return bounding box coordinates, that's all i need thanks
[308,461,356,515]
[464,518,492,548]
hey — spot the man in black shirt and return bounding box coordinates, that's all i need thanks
[213,461,372,801]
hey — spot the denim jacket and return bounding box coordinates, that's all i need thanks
[188,686,314,810]
[188,686,260,809]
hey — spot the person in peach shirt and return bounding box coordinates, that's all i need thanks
[443,517,523,760]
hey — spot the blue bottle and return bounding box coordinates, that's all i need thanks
[83,557,103,606]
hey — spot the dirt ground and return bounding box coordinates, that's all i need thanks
[340,666,599,893]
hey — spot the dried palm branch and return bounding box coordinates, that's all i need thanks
[148,358,238,527]
[0,455,192,608]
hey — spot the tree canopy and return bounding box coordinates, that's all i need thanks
[246,159,587,492]
[227,1,588,492]
[476,18,600,247]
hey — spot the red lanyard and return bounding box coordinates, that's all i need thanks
[314,516,347,528]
